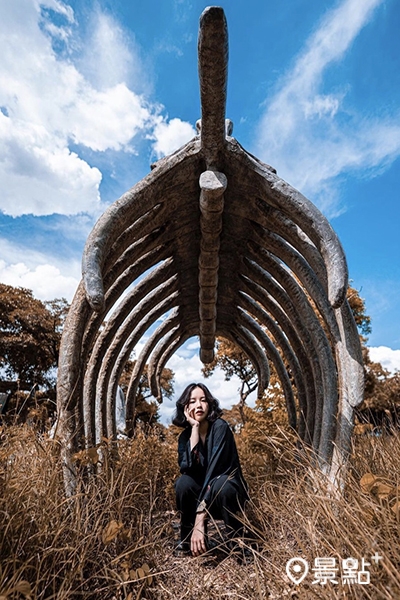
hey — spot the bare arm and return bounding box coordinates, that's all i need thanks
[191,511,207,556]
[183,404,207,556]
[184,405,200,450]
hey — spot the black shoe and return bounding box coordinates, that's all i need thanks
[174,541,191,557]
[235,545,254,565]
[225,540,255,565]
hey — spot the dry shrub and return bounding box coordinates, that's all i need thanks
[233,429,400,599]
[1,423,400,599]
[0,424,179,599]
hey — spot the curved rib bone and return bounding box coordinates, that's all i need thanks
[237,308,297,429]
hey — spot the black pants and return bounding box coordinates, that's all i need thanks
[175,474,245,544]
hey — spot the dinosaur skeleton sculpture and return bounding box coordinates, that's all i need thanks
[57,6,364,493]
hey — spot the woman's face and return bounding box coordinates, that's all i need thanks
[186,386,209,423]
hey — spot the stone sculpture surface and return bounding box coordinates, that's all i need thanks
[57,6,364,493]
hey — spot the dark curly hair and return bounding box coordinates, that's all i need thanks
[172,382,223,428]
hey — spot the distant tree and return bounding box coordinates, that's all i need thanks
[223,365,291,437]
[347,285,372,340]
[0,284,69,388]
[45,298,70,364]
[119,360,174,428]
[348,287,400,428]
[202,337,257,424]
[356,348,400,430]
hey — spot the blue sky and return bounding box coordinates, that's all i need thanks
[1,0,399,419]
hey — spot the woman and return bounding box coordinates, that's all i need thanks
[173,382,249,556]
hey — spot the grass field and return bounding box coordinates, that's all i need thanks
[1,422,399,599]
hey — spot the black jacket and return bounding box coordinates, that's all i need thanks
[177,418,249,510]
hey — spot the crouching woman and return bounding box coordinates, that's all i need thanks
[173,382,249,556]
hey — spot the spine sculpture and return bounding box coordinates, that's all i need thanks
[57,6,364,495]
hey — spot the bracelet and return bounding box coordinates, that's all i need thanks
[196,500,207,513]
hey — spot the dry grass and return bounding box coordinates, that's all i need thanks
[1,422,400,599]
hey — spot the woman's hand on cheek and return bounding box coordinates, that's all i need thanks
[184,405,198,427]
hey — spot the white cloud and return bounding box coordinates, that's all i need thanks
[68,83,152,152]
[304,94,341,120]
[0,0,160,217]
[0,260,79,301]
[368,346,400,374]
[39,0,74,22]
[255,0,400,217]
[0,114,102,217]
[77,11,144,92]
[152,117,196,158]
[0,237,80,301]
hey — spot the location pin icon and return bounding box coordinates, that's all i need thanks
[286,557,309,585]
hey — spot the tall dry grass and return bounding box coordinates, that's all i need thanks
[1,421,399,599]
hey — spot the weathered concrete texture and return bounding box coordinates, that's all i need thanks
[57,6,364,494]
